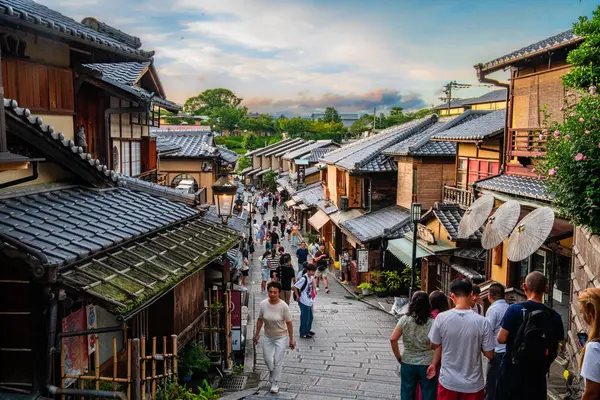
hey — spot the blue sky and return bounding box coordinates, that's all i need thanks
[43,0,597,115]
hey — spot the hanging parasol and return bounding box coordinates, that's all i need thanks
[506,207,555,262]
[481,200,521,250]
[457,194,495,239]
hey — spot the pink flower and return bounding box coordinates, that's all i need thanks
[538,134,544,140]
[560,106,566,111]
[590,86,597,95]
[565,135,571,140]
[580,117,585,123]
[594,117,598,121]
[575,153,585,161]
[586,130,591,134]
[542,129,548,135]
[548,168,556,176]
[597,142,600,148]
[554,130,560,138]
[566,92,571,96]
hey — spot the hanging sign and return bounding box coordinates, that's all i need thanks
[62,308,89,387]
[417,224,436,245]
[86,305,97,355]
[357,249,369,272]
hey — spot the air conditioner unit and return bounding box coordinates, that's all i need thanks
[340,196,349,211]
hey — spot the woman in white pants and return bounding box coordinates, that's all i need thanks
[253,281,296,394]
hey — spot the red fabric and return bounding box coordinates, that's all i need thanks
[437,385,484,400]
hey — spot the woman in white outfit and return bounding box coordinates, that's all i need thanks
[253,281,296,394]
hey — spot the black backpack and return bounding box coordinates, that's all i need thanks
[293,276,308,302]
[511,305,558,371]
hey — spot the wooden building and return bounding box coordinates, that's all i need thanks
[433,89,507,117]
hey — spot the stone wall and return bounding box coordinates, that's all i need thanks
[568,226,600,372]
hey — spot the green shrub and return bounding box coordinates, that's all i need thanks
[179,344,211,377]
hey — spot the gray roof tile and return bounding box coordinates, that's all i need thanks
[0,186,198,266]
[246,138,298,157]
[474,174,553,201]
[479,30,582,73]
[0,0,154,59]
[283,140,336,161]
[294,183,324,207]
[262,139,308,157]
[204,206,247,233]
[307,148,333,163]
[432,109,505,141]
[464,89,507,105]
[341,205,411,243]
[433,98,476,110]
[432,204,481,241]
[153,132,239,162]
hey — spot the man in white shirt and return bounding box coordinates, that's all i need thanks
[485,283,509,400]
[428,279,495,400]
[293,264,316,339]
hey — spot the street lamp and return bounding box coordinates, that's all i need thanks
[247,192,254,241]
[212,173,238,224]
[410,202,422,297]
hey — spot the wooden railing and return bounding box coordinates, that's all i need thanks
[157,173,168,186]
[509,128,547,158]
[134,169,158,183]
[443,186,474,208]
[196,187,207,204]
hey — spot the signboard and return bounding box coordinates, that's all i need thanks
[297,164,306,184]
[348,176,361,208]
[357,249,369,272]
[232,330,242,352]
[62,308,89,387]
[86,305,97,355]
[230,290,242,329]
[417,224,436,245]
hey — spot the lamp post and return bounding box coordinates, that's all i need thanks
[247,192,254,241]
[410,202,422,298]
[211,173,238,224]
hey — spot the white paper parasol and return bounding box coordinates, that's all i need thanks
[506,207,555,262]
[457,194,495,239]
[481,200,521,250]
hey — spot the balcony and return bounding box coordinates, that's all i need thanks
[509,128,546,158]
[443,185,474,209]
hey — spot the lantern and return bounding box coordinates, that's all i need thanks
[211,173,238,223]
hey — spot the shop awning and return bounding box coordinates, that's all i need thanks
[450,264,485,282]
[240,166,254,175]
[293,205,301,210]
[298,204,310,211]
[308,210,330,230]
[285,199,297,207]
[387,238,434,266]
[256,168,272,177]
[292,195,302,202]
[246,168,262,176]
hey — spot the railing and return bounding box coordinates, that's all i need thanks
[196,187,207,204]
[157,173,168,186]
[443,185,474,208]
[134,169,158,183]
[509,128,547,158]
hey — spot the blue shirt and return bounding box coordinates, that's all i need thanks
[296,248,309,265]
[486,299,509,353]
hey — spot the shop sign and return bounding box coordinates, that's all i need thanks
[357,249,369,272]
[417,224,436,245]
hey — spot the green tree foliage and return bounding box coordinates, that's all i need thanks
[160,110,196,125]
[242,133,260,150]
[537,6,600,233]
[280,117,312,137]
[211,106,248,134]
[184,88,243,116]
[236,156,252,172]
[320,107,342,123]
[241,113,276,134]
[349,114,374,137]
[263,170,278,192]
[214,136,245,154]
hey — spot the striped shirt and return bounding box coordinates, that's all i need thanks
[267,255,280,271]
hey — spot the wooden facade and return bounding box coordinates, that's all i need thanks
[395,156,455,210]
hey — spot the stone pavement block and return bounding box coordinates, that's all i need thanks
[358,381,400,395]
[289,394,343,400]
[325,360,362,368]
[326,365,369,375]
[317,376,360,390]
[303,385,366,398]
[277,373,316,385]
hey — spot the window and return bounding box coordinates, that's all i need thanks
[467,159,500,185]
[114,140,142,177]
[457,158,468,189]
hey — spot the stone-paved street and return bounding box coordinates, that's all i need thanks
[242,202,401,400]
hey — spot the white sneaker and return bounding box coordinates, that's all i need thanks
[270,384,279,393]
[316,286,320,291]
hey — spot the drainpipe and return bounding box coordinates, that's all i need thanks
[474,64,511,172]
[46,385,127,400]
[0,160,39,189]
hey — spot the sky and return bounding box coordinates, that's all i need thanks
[42,0,598,116]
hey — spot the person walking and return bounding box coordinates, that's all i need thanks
[270,228,280,248]
[247,236,255,261]
[260,251,270,293]
[285,220,292,241]
[296,242,309,275]
[390,291,437,400]
[429,290,450,318]
[313,245,330,293]
[253,282,296,394]
[279,214,287,238]
[578,288,600,400]
[428,279,495,400]
[267,248,280,281]
[496,271,564,400]
[277,254,296,305]
[291,222,299,247]
[471,284,484,316]
[294,264,316,339]
[240,257,250,287]
[484,283,509,400]
[258,221,267,245]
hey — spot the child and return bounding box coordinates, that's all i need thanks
[260,251,270,293]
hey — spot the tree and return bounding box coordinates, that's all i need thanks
[280,117,311,137]
[320,107,342,124]
[211,106,247,134]
[389,106,404,116]
[276,116,289,134]
[263,170,278,192]
[236,156,252,172]
[242,133,260,150]
[183,89,243,116]
[241,113,276,135]
[349,114,374,137]
[161,110,196,125]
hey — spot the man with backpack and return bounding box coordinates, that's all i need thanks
[294,263,316,339]
[496,271,565,400]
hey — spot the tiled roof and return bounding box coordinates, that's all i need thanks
[433,98,475,110]
[432,110,505,142]
[283,140,336,161]
[240,166,255,175]
[262,139,308,157]
[411,141,456,157]
[455,247,487,261]
[246,138,296,157]
[204,206,247,233]
[294,183,324,207]
[341,205,411,243]
[0,186,197,267]
[83,62,181,112]
[478,30,583,73]
[321,115,437,171]
[358,154,397,172]
[0,0,154,59]
[4,98,121,187]
[432,204,482,241]
[474,174,553,201]
[307,147,333,163]
[316,199,338,215]
[216,146,240,164]
[464,89,507,105]
[156,139,181,154]
[289,166,320,180]
[256,168,272,177]
[120,176,196,206]
[154,133,217,159]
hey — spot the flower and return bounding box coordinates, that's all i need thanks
[542,129,548,135]
[580,117,586,123]
[560,105,566,111]
[594,117,598,121]
[565,135,571,140]
[586,130,591,134]
[554,130,560,138]
[548,168,556,176]
[590,86,597,95]
[597,142,600,148]
[575,153,586,161]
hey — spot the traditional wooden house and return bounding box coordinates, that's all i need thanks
[152,130,239,203]
[433,89,507,117]
[472,29,582,333]
[0,2,241,398]
[281,140,339,173]
[241,138,298,186]
[260,139,306,173]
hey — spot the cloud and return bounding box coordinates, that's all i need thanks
[243,89,426,115]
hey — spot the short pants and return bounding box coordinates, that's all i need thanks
[242,269,249,277]
[315,268,327,278]
[262,269,270,281]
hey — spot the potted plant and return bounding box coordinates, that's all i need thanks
[357,282,373,295]
[178,344,211,382]
[206,350,222,365]
[383,269,409,297]
[374,285,388,297]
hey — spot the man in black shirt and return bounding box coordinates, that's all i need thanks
[313,245,330,294]
[270,228,279,246]
[279,215,287,237]
[272,214,280,227]
[277,253,296,304]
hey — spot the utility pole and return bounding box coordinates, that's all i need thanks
[439,81,472,116]
[372,107,376,130]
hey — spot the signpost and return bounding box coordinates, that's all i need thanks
[357,249,369,272]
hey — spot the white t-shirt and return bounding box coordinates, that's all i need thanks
[294,275,313,307]
[581,341,600,384]
[258,299,292,338]
[428,308,495,393]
